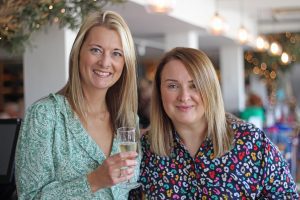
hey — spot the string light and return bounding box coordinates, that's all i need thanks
[256,35,269,51]
[53,17,59,23]
[269,41,282,56]
[281,52,290,64]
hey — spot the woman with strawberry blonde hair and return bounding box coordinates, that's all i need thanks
[137,47,298,199]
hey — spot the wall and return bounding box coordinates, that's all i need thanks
[24,25,76,108]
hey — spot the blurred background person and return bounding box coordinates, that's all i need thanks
[240,92,265,129]
[138,78,152,133]
[0,101,21,119]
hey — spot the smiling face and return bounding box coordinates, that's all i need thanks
[160,59,205,128]
[79,26,125,94]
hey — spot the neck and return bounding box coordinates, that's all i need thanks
[175,121,207,157]
[83,88,108,114]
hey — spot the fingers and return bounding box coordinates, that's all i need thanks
[108,152,138,167]
[119,167,135,179]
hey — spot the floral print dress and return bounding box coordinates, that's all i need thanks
[138,115,299,199]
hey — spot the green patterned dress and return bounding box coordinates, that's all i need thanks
[15,93,140,200]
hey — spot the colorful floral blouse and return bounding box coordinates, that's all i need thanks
[138,115,299,199]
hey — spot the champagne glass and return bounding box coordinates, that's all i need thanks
[117,127,141,189]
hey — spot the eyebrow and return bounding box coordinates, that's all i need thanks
[163,79,194,83]
[88,44,102,48]
[87,44,123,52]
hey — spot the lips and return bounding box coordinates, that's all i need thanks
[93,69,111,77]
[176,105,193,111]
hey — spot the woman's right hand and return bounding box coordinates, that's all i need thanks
[87,151,138,192]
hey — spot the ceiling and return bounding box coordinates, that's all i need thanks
[105,0,300,63]
[2,0,299,64]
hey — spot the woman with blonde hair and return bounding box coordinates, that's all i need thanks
[15,10,139,199]
[137,47,298,199]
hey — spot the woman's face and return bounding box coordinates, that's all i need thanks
[79,26,125,93]
[160,59,205,128]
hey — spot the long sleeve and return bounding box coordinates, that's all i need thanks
[260,131,299,199]
[15,100,94,200]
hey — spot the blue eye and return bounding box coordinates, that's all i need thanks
[90,47,103,54]
[112,51,123,57]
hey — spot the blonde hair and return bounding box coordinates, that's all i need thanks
[60,10,137,130]
[150,47,232,157]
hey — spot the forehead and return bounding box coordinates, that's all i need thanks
[84,26,122,45]
[161,59,192,80]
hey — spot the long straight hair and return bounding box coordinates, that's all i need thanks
[149,47,233,157]
[60,10,138,130]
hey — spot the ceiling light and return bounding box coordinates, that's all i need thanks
[210,12,226,35]
[237,0,249,44]
[146,0,176,14]
[238,26,248,44]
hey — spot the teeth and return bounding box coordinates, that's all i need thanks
[94,70,110,77]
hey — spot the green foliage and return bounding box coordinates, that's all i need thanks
[245,32,300,78]
[0,0,126,54]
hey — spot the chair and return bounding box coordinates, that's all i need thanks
[0,118,22,200]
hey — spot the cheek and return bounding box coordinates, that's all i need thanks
[117,64,124,74]
[161,91,175,111]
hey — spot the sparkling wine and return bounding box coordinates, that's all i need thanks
[119,142,137,152]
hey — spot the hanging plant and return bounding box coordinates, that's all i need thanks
[0,0,126,54]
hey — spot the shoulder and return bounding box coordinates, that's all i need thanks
[28,93,65,114]
[24,93,67,126]
[226,113,267,145]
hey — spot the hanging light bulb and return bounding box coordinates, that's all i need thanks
[210,12,226,35]
[237,0,248,44]
[281,52,290,64]
[210,0,227,35]
[146,0,176,14]
[256,35,269,51]
[269,41,282,56]
[238,25,248,44]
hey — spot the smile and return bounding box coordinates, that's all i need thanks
[93,69,111,77]
[176,105,193,111]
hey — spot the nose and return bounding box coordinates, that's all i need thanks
[177,87,191,102]
[99,52,111,68]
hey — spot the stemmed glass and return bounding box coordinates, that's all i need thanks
[117,127,141,189]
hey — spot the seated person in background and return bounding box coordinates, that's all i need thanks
[138,78,152,134]
[240,93,265,129]
[0,101,20,119]
[136,47,299,199]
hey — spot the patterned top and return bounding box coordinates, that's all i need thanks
[15,93,140,200]
[138,115,299,199]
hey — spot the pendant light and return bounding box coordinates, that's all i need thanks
[210,0,226,35]
[145,0,176,14]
